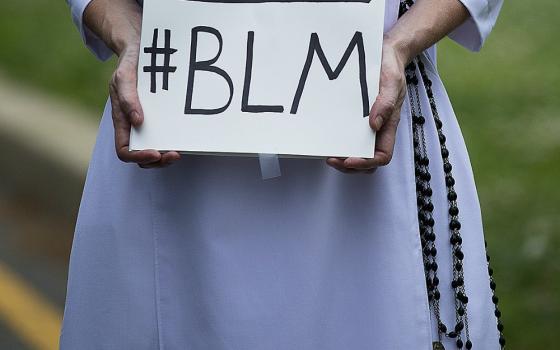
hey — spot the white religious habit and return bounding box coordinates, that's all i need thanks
[60,0,504,349]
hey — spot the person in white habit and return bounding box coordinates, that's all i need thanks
[60,0,504,349]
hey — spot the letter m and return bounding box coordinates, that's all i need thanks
[290,32,370,117]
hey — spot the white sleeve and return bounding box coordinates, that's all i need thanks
[67,0,114,61]
[448,0,503,52]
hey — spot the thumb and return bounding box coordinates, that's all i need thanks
[116,73,143,127]
[369,90,398,132]
[111,49,143,127]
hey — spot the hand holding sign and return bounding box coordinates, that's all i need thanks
[108,41,181,168]
[131,0,386,160]
[79,0,181,168]
[327,41,407,172]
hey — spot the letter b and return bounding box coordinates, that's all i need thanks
[184,26,234,115]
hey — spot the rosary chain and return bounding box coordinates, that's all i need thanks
[399,1,506,346]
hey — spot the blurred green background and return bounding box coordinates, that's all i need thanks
[0,0,558,349]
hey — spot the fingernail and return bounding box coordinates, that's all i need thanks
[131,111,141,124]
[374,115,384,131]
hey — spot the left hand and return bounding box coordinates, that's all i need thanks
[326,41,407,173]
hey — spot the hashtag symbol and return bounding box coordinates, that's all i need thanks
[143,29,178,93]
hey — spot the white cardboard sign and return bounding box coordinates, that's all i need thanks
[131,0,385,158]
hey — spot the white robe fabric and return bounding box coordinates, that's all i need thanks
[61,1,503,349]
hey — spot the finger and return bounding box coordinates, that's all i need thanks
[159,151,181,166]
[110,87,162,164]
[115,128,161,164]
[369,114,399,167]
[327,157,371,171]
[138,151,181,169]
[326,157,347,171]
[326,158,367,174]
[343,157,376,170]
[111,67,143,127]
[326,158,359,173]
[110,88,132,161]
[369,86,400,132]
[369,68,404,132]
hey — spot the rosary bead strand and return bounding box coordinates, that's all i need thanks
[399,2,505,348]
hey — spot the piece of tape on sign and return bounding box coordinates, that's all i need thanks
[258,154,281,179]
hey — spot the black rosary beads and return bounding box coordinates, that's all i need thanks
[399,1,505,348]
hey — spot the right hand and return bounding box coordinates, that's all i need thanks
[109,42,181,168]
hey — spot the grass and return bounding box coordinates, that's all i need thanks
[1,0,559,348]
[0,0,114,110]
[438,1,560,347]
